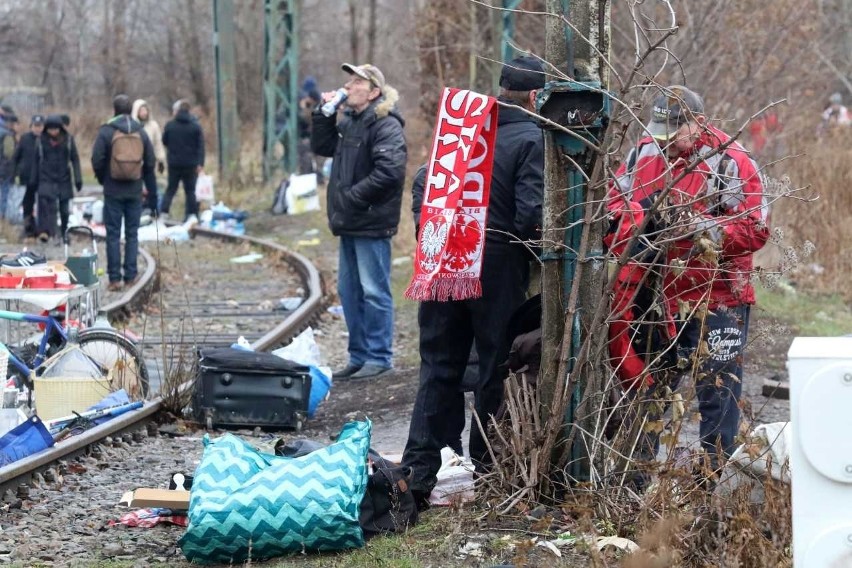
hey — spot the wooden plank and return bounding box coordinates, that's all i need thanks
[762,377,790,400]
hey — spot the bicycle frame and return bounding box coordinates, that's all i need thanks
[0,309,69,378]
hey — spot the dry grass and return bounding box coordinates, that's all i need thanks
[769,130,852,298]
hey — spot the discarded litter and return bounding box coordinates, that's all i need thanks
[108,508,189,528]
[303,228,320,236]
[429,447,475,506]
[229,252,264,264]
[297,238,321,247]
[277,297,303,311]
[327,305,344,317]
[595,535,639,553]
[391,256,411,267]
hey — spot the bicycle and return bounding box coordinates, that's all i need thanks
[2,307,149,400]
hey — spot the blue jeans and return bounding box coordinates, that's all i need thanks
[104,194,142,283]
[337,235,393,368]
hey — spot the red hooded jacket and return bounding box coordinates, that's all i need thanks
[606,125,769,387]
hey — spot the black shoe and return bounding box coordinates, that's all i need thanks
[333,363,363,379]
[349,364,392,380]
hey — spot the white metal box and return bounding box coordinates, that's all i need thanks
[788,336,852,567]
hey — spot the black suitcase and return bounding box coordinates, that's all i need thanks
[194,348,312,431]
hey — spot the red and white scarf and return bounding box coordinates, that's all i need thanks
[405,88,498,302]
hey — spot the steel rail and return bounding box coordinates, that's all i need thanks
[0,226,325,494]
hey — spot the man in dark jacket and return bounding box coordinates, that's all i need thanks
[91,94,157,291]
[0,111,17,220]
[30,114,82,243]
[12,114,44,237]
[311,63,407,380]
[161,100,204,221]
[402,56,544,506]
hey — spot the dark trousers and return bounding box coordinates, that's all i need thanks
[23,184,37,236]
[36,195,69,239]
[676,304,750,468]
[402,244,529,496]
[104,194,142,283]
[161,166,198,219]
[144,183,159,214]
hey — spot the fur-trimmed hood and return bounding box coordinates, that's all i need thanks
[374,85,400,119]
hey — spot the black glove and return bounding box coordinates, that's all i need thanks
[157,161,165,175]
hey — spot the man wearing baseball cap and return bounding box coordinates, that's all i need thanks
[311,63,407,380]
[402,55,545,508]
[12,115,45,237]
[608,85,769,486]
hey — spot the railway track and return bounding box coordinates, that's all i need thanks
[0,226,324,495]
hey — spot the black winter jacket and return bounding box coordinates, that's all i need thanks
[487,101,543,245]
[162,111,205,168]
[30,130,82,199]
[311,94,407,238]
[91,114,157,198]
[410,101,543,246]
[13,131,38,186]
[0,122,15,183]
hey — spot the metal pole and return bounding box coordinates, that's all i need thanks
[262,0,299,181]
[213,0,241,184]
[539,0,611,483]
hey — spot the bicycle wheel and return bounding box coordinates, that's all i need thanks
[78,329,150,399]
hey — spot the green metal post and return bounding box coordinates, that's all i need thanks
[539,0,611,484]
[213,0,241,184]
[263,0,300,181]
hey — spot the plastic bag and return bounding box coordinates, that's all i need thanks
[179,421,371,563]
[285,173,320,215]
[0,415,54,466]
[6,185,25,225]
[195,174,215,203]
[39,345,104,379]
[272,327,322,368]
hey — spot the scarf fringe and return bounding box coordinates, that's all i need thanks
[405,277,482,302]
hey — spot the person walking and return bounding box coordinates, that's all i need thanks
[91,94,157,291]
[132,99,166,214]
[29,114,82,243]
[0,110,18,221]
[311,63,407,380]
[161,100,204,222]
[12,114,44,238]
[608,85,769,481]
[401,56,545,506]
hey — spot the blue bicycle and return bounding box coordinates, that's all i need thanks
[2,308,149,399]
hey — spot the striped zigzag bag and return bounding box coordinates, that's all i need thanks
[179,420,371,564]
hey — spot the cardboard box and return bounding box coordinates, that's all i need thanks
[120,488,191,510]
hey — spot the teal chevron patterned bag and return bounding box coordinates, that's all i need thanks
[179,420,371,564]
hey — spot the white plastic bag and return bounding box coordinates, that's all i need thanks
[6,185,25,225]
[272,327,322,367]
[196,174,215,203]
[285,173,320,215]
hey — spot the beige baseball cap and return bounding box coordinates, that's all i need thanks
[341,63,386,91]
[646,85,705,140]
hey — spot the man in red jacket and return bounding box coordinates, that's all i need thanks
[608,85,769,477]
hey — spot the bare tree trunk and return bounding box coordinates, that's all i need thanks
[165,23,179,106]
[349,0,360,63]
[367,0,377,63]
[184,0,211,113]
[111,0,129,94]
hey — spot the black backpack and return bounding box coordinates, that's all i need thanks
[359,451,419,539]
[275,442,419,538]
